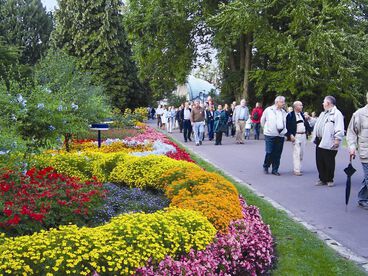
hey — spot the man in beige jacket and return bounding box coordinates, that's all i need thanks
[347,92,368,208]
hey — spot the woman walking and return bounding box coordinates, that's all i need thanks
[214,104,228,145]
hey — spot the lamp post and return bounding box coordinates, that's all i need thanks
[90,123,109,148]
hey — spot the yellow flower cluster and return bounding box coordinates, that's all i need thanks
[109,155,199,189]
[32,152,129,182]
[33,152,94,181]
[0,208,216,275]
[161,167,243,232]
[70,141,151,154]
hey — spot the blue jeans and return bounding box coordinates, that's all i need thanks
[358,163,368,202]
[263,135,285,173]
[193,122,205,144]
[207,120,214,140]
[254,123,261,139]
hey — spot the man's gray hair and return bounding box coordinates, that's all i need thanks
[293,101,302,107]
[324,95,336,105]
[274,96,285,104]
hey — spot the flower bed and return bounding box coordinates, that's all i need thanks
[0,167,106,235]
[0,123,274,275]
[137,197,274,275]
[0,208,216,275]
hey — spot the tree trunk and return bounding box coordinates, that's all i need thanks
[229,50,236,72]
[242,32,253,101]
[64,133,72,152]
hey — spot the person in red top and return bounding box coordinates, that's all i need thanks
[251,102,263,140]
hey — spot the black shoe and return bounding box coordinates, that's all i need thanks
[196,143,199,146]
[184,140,187,143]
[272,171,281,176]
[263,167,269,174]
[199,141,202,145]
[215,143,219,145]
[188,138,192,142]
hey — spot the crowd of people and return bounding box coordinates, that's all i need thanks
[148,93,368,209]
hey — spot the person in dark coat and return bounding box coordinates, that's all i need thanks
[206,105,215,141]
[214,104,228,145]
[286,101,312,176]
[180,102,192,142]
[176,105,183,133]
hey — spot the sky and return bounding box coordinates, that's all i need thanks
[41,0,58,11]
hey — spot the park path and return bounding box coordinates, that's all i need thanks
[151,121,368,262]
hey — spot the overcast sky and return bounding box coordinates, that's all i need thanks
[42,0,58,11]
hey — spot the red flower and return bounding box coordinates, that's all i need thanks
[3,209,12,217]
[29,213,44,222]
[7,214,21,225]
[57,200,67,206]
[21,205,31,215]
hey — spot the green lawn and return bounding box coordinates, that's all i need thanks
[168,135,366,275]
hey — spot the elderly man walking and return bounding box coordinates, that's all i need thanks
[286,101,312,176]
[312,96,344,187]
[233,99,249,144]
[190,100,206,146]
[347,92,368,208]
[261,96,288,176]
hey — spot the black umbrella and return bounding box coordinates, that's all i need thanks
[344,155,356,207]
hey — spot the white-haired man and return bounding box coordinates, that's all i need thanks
[233,99,249,144]
[312,96,344,187]
[347,92,368,208]
[261,96,287,176]
[286,101,312,176]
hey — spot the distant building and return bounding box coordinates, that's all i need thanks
[174,75,217,102]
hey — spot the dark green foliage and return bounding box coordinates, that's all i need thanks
[54,0,148,110]
[0,0,53,66]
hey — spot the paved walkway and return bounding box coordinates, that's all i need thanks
[153,122,368,262]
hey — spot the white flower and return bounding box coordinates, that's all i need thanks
[58,105,63,111]
[37,103,45,109]
[71,103,79,110]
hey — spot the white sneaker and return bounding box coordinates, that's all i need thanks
[327,182,335,187]
[315,180,326,186]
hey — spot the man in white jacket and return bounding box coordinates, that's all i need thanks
[261,96,287,176]
[312,96,344,187]
[347,92,368,208]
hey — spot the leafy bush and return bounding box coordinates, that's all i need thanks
[0,167,106,235]
[0,208,216,275]
[109,155,199,189]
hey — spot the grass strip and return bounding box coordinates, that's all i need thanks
[166,134,365,275]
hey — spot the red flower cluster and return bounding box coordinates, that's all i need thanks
[0,167,106,232]
[164,140,195,163]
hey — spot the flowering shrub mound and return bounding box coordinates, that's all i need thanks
[161,167,243,232]
[136,197,274,275]
[0,167,106,235]
[109,155,198,189]
[0,208,216,275]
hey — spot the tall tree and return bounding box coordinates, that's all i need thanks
[54,0,147,110]
[124,0,207,99]
[0,0,53,65]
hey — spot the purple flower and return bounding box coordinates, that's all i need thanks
[136,196,275,275]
